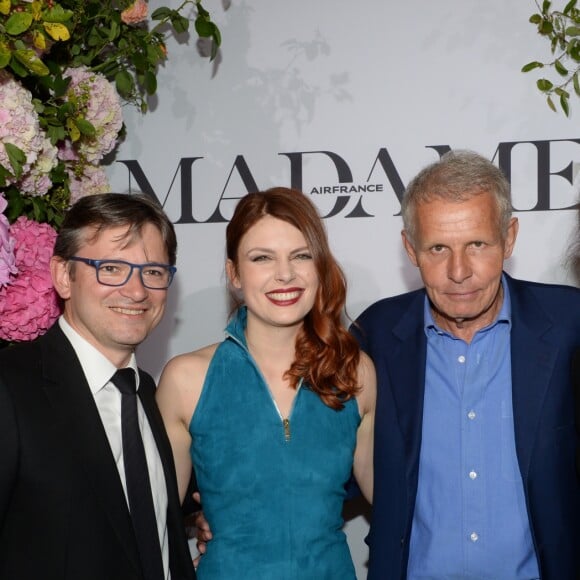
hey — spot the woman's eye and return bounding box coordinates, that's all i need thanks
[293,253,312,260]
[251,255,271,262]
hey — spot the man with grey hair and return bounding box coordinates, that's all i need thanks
[353,150,580,579]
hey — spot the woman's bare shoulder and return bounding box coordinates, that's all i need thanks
[160,343,221,385]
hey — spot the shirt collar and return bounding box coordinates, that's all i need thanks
[424,273,512,337]
[58,316,139,395]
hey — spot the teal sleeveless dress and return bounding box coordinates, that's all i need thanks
[190,307,360,580]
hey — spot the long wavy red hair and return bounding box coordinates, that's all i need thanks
[226,187,360,409]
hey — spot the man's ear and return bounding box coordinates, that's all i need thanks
[401,230,419,267]
[503,217,519,259]
[50,256,72,299]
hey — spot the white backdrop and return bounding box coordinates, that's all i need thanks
[108,1,580,576]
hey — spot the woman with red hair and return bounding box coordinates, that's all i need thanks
[157,187,375,579]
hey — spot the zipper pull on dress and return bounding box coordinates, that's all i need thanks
[282,418,291,441]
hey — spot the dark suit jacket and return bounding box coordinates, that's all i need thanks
[574,347,580,482]
[0,324,196,580]
[353,274,580,580]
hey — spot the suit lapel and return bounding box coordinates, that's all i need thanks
[40,325,140,572]
[507,276,558,480]
[388,293,427,482]
[138,371,191,579]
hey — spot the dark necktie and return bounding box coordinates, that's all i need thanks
[111,368,165,580]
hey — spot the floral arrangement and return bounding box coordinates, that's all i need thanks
[0,0,220,342]
[523,0,580,115]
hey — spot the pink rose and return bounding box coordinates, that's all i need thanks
[121,0,148,25]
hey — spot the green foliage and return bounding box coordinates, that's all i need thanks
[0,0,222,229]
[0,0,222,122]
[523,0,580,115]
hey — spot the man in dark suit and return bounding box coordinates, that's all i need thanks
[0,193,196,580]
[353,151,580,579]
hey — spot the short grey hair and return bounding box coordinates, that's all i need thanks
[401,150,513,245]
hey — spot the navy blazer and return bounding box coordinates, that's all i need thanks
[353,274,580,580]
[0,324,196,580]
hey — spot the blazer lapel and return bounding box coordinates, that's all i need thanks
[388,293,427,483]
[40,326,140,572]
[507,276,558,480]
[138,372,192,579]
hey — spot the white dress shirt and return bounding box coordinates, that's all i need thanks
[59,317,170,579]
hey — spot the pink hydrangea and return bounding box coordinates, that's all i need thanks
[11,216,56,268]
[0,71,58,196]
[121,0,148,25]
[0,217,61,341]
[0,194,17,287]
[61,67,123,163]
[18,136,59,196]
[0,266,60,341]
[68,163,112,204]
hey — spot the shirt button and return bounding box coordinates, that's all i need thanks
[469,470,477,480]
[458,355,466,363]
[467,410,476,420]
[470,532,479,542]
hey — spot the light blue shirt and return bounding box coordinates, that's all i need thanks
[407,279,540,579]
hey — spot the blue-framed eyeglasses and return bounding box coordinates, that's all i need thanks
[69,257,176,290]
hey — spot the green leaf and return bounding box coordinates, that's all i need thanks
[4,142,26,178]
[0,165,12,188]
[195,17,215,38]
[196,1,210,19]
[564,0,577,15]
[521,61,544,72]
[143,70,157,95]
[529,13,542,24]
[573,72,580,95]
[5,12,34,35]
[560,94,570,116]
[151,7,173,20]
[0,43,11,69]
[75,118,96,137]
[542,0,552,14]
[115,70,134,98]
[52,74,71,98]
[570,42,580,60]
[9,56,29,77]
[171,14,190,35]
[555,87,570,97]
[565,26,580,36]
[46,124,66,145]
[13,49,50,76]
[212,25,222,48]
[547,95,557,111]
[66,118,81,142]
[43,4,74,23]
[537,78,554,91]
[109,20,119,41]
[539,20,554,34]
[146,43,160,64]
[555,59,569,75]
